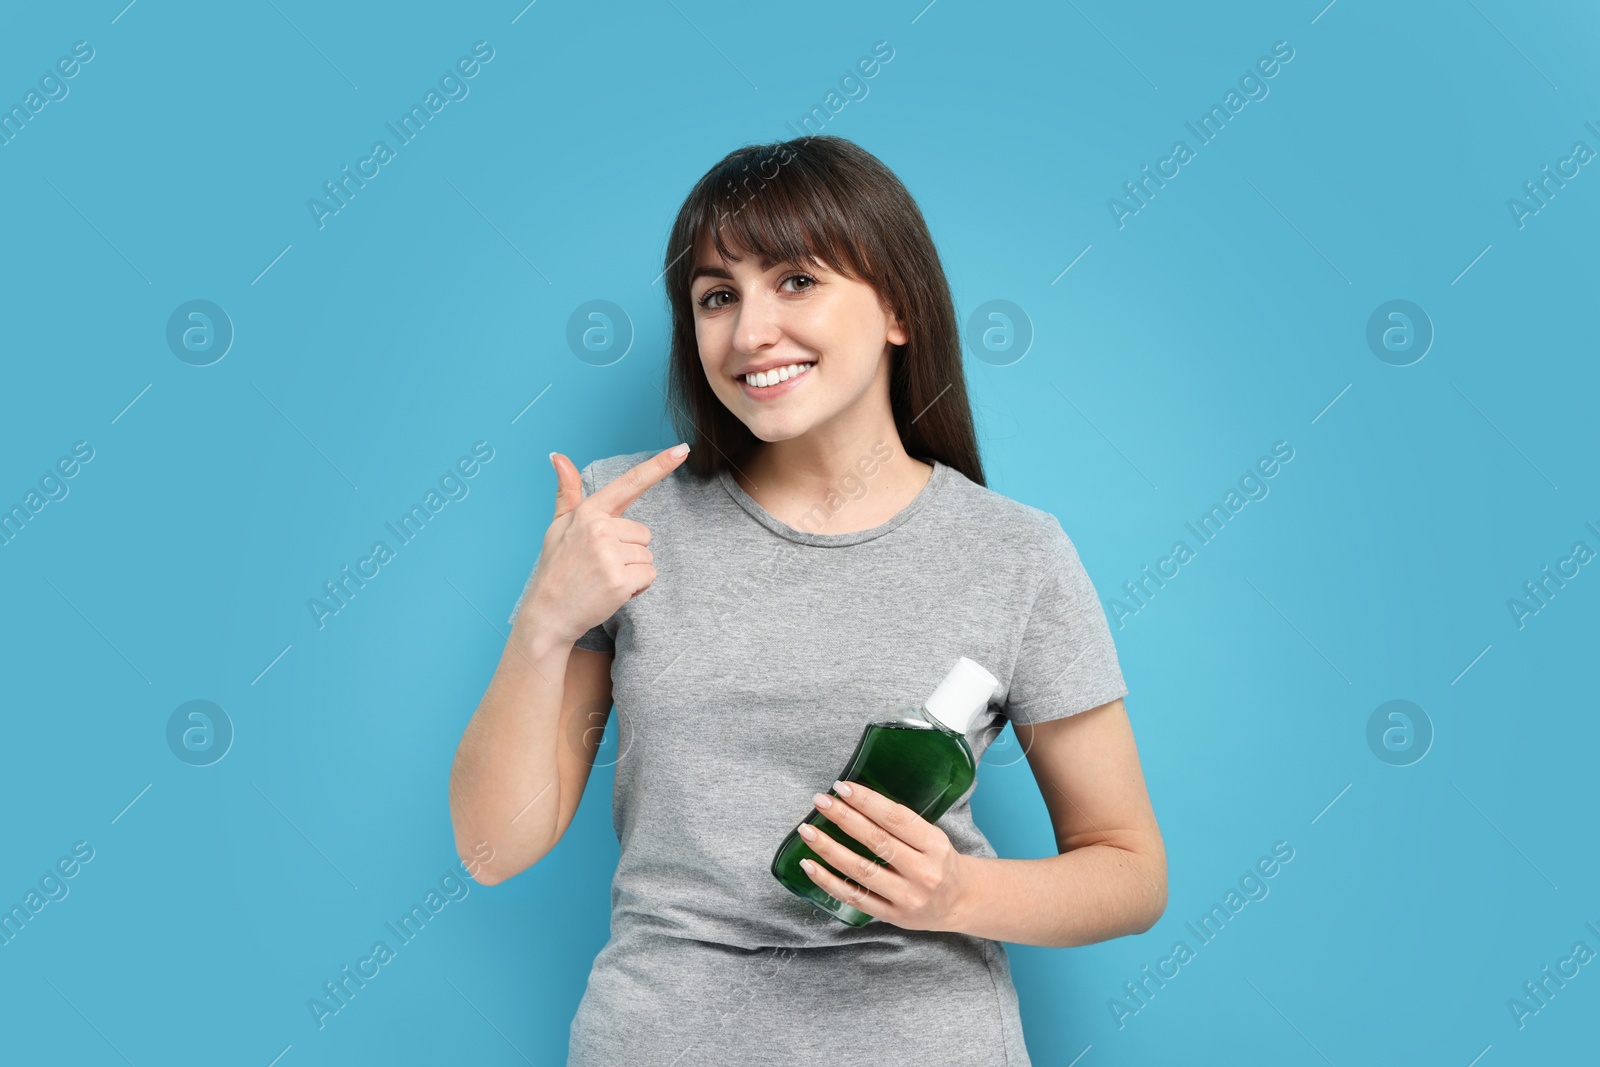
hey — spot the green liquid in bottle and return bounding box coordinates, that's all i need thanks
[770,710,976,926]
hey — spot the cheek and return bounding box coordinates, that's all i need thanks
[700,354,727,394]
[696,313,734,352]
[694,323,721,371]
[823,297,885,357]
[823,309,885,380]
[697,334,739,398]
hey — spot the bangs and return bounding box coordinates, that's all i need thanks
[687,146,874,283]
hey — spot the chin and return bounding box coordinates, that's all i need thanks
[743,415,813,443]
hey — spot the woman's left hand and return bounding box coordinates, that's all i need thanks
[797,780,971,932]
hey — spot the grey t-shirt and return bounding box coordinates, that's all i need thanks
[510,449,1128,1066]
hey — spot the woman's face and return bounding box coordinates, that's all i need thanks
[689,229,907,443]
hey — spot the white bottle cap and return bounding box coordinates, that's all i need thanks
[922,656,1000,735]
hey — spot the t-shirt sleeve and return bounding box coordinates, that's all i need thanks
[504,460,617,654]
[572,621,615,652]
[1002,516,1128,725]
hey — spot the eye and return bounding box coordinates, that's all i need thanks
[695,271,818,311]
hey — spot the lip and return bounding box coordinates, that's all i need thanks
[732,357,815,378]
[736,362,814,402]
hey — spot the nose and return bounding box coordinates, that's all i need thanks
[731,289,782,356]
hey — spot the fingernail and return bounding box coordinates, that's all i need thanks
[669,442,690,459]
[833,780,853,797]
[798,823,817,841]
[548,452,558,467]
[813,792,833,809]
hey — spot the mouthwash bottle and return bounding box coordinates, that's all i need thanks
[771,656,1001,926]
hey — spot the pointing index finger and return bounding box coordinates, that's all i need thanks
[583,443,690,517]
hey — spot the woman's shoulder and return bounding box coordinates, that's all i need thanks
[936,462,1078,557]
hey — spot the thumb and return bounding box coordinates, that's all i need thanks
[550,452,584,519]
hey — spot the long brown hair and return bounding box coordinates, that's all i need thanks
[660,135,986,487]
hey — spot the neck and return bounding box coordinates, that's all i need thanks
[733,433,933,536]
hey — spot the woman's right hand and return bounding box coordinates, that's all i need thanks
[519,443,690,644]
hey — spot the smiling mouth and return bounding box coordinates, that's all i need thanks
[737,361,816,389]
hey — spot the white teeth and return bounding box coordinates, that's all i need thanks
[742,362,814,388]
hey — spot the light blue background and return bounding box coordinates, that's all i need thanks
[2,1,1596,1063]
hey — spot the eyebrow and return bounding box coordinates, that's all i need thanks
[689,254,806,285]
[689,264,736,284]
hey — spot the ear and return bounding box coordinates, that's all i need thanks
[885,307,908,347]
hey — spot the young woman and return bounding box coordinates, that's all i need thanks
[449,135,1167,1066]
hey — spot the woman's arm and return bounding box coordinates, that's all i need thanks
[447,627,615,886]
[450,445,684,885]
[950,696,1167,947]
